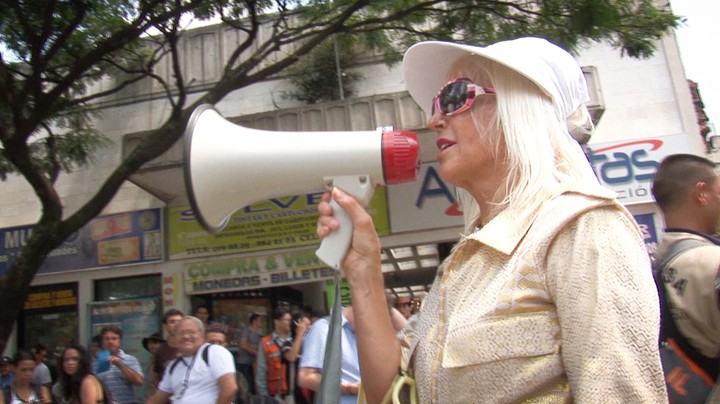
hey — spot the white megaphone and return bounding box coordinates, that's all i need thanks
[184,104,420,270]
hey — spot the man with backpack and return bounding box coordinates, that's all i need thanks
[145,316,238,404]
[652,153,720,402]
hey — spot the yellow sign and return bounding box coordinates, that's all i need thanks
[184,249,335,294]
[168,188,390,260]
[24,289,78,310]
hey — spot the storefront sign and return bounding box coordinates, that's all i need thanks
[587,134,692,205]
[325,278,352,308]
[388,134,693,234]
[0,208,163,277]
[21,283,79,361]
[388,162,464,233]
[168,189,390,260]
[184,249,335,294]
[162,273,182,310]
[24,288,78,310]
[634,213,659,257]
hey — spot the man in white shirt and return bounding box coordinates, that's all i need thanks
[145,316,238,404]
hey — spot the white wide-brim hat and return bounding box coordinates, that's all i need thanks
[402,37,590,121]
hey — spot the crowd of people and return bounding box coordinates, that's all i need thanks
[0,303,359,404]
[253,300,410,404]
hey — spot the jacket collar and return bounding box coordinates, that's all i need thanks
[465,182,616,255]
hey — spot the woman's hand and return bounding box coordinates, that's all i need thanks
[317,188,382,284]
[319,188,400,404]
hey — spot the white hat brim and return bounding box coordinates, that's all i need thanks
[402,38,588,118]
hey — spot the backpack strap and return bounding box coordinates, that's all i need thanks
[168,357,182,375]
[653,238,719,379]
[169,344,211,375]
[654,238,707,276]
[201,343,210,366]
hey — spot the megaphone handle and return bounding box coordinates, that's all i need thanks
[315,198,353,271]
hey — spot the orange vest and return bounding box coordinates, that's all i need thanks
[261,334,288,396]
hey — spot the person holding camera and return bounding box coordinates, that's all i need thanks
[255,307,307,401]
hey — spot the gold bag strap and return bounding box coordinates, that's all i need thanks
[357,354,417,404]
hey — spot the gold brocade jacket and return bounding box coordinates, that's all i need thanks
[402,186,668,403]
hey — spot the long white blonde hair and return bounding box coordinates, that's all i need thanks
[452,55,599,233]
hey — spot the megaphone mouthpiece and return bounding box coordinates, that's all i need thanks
[382,130,420,184]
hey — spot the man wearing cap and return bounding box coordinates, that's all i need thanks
[0,356,13,389]
[142,333,165,354]
[142,332,165,399]
[317,36,666,402]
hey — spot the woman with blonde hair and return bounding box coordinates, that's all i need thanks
[317,37,667,402]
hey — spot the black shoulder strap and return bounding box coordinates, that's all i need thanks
[201,343,210,366]
[654,238,706,276]
[4,385,10,404]
[170,344,211,375]
[653,238,719,378]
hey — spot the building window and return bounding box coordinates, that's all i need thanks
[95,274,161,301]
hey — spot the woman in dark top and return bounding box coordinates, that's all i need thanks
[56,344,104,404]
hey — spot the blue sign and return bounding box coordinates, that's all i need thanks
[633,213,659,257]
[586,134,691,205]
[0,208,163,277]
